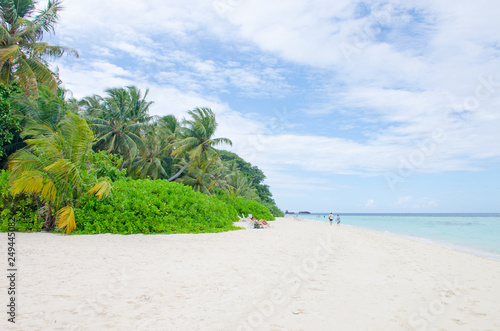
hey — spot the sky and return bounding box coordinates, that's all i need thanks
[48,0,500,213]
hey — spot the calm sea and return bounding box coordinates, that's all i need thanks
[294,213,500,260]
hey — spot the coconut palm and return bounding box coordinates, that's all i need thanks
[225,161,259,200]
[8,111,111,234]
[0,0,78,96]
[13,83,68,128]
[168,107,232,182]
[86,86,152,168]
[177,155,223,195]
[177,164,212,194]
[127,114,184,180]
[78,94,105,118]
[158,114,182,144]
[129,123,170,179]
[1,83,72,168]
[108,86,152,124]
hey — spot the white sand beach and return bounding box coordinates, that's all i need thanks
[1,217,500,331]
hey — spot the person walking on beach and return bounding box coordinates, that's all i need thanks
[336,214,341,226]
[328,213,334,225]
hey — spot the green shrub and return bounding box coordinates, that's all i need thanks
[73,179,240,234]
[0,170,44,232]
[229,197,275,220]
[91,151,126,181]
[213,189,274,220]
[264,202,284,217]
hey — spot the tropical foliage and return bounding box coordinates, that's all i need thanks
[82,86,151,169]
[0,0,78,96]
[168,107,232,182]
[13,83,70,128]
[215,188,275,221]
[0,0,283,235]
[0,170,44,231]
[0,83,20,159]
[219,150,283,216]
[8,111,111,233]
[74,179,240,234]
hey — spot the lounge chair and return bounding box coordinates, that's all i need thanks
[259,219,270,228]
[250,216,270,229]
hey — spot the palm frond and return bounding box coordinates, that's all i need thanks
[56,205,76,235]
[0,60,13,85]
[0,44,20,61]
[9,170,58,204]
[211,137,233,146]
[25,57,58,93]
[44,158,82,193]
[7,148,44,174]
[34,0,63,36]
[13,56,37,96]
[87,180,112,199]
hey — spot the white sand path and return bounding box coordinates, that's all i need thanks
[1,218,499,330]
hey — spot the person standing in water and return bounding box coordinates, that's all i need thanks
[336,214,341,226]
[328,213,334,225]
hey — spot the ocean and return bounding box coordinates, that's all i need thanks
[294,213,500,260]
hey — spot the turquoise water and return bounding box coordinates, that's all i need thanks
[295,213,500,260]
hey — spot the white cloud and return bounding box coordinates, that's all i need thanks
[109,41,158,61]
[395,196,438,209]
[413,197,438,209]
[56,60,135,98]
[52,0,500,196]
[396,196,413,207]
[365,199,376,208]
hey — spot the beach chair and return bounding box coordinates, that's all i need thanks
[244,214,265,229]
[243,214,254,229]
[252,220,264,229]
[237,214,253,228]
[259,219,271,228]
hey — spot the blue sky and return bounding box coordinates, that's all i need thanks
[50,0,500,213]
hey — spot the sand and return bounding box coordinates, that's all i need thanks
[1,217,500,331]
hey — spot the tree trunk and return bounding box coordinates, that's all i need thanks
[167,159,192,182]
[44,204,56,231]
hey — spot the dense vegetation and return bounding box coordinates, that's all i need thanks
[73,180,240,234]
[216,189,275,221]
[0,170,43,232]
[0,84,21,162]
[0,0,283,235]
[218,150,283,217]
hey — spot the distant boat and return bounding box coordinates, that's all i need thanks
[298,211,310,214]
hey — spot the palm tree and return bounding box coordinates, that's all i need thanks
[224,161,259,200]
[127,114,185,180]
[0,83,69,166]
[177,156,223,195]
[8,111,111,234]
[129,123,170,180]
[0,0,78,96]
[78,94,105,118]
[85,86,152,168]
[168,107,232,181]
[158,114,182,144]
[13,83,68,128]
[108,86,152,124]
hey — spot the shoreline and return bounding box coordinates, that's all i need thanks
[293,215,500,262]
[1,217,499,330]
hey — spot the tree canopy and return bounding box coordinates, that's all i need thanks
[0,0,78,96]
[0,1,284,234]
